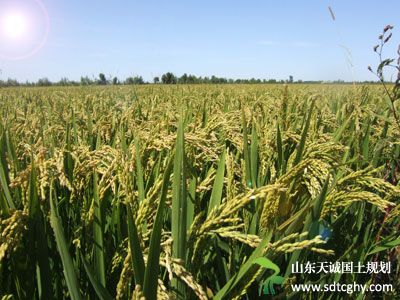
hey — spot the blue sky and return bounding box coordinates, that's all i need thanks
[0,0,399,82]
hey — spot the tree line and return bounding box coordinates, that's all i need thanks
[0,72,381,87]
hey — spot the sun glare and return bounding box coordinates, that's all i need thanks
[1,11,28,40]
[0,0,49,60]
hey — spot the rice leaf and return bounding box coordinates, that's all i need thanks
[81,254,113,300]
[250,122,258,188]
[171,116,187,296]
[93,171,106,287]
[276,123,283,177]
[241,107,252,187]
[49,186,82,300]
[126,204,145,286]
[293,98,315,166]
[367,237,400,256]
[213,231,273,300]
[143,156,174,300]
[207,148,226,215]
[135,137,146,203]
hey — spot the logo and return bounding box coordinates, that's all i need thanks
[253,257,285,296]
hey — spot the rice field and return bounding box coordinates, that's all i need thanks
[0,84,399,299]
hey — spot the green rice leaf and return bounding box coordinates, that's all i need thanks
[126,204,145,286]
[49,187,82,300]
[143,156,174,300]
[81,254,113,300]
[208,148,226,215]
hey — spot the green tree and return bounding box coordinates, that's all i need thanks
[125,77,134,84]
[80,76,93,85]
[125,76,144,84]
[58,77,70,86]
[179,73,188,84]
[37,78,52,86]
[4,78,19,87]
[133,76,144,84]
[187,75,197,84]
[98,73,107,85]
[161,72,177,84]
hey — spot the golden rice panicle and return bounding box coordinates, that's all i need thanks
[0,210,29,262]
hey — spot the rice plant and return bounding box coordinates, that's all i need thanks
[0,84,399,299]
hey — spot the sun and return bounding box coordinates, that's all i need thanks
[0,0,49,60]
[1,11,29,40]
